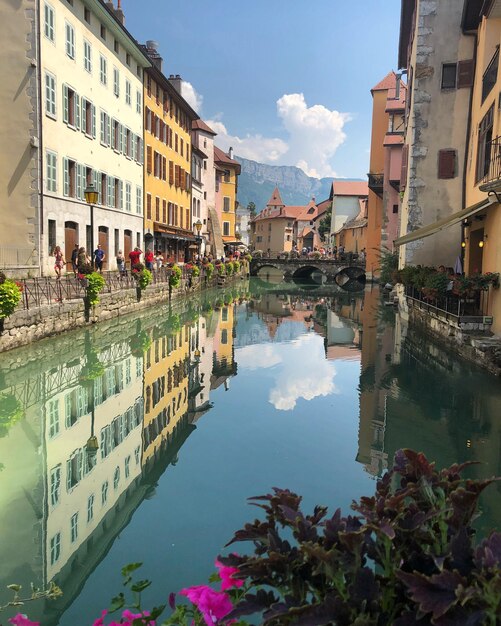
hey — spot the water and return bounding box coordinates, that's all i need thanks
[0,280,500,625]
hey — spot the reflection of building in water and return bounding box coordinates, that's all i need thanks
[251,294,318,342]
[325,296,363,361]
[189,314,215,422]
[142,322,191,467]
[356,288,392,477]
[212,304,237,390]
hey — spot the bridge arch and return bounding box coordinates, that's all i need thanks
[255,263,284,281]
[291,264,327,285]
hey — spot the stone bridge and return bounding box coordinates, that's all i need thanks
[250,257,366,286]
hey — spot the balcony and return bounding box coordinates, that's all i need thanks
[479,136,501,190]
[367,173,384,197]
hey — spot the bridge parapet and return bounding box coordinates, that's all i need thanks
[250,257,366,283]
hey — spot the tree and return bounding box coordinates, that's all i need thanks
[318,207,332,240]
[247,202,257,219]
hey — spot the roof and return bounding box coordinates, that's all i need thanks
[371,71,398,93]
[252,206,305,222]
[214,146,242,174]
[398,0,417,69]
[385,80,407,112]
[316,199,331,216]
[332,181,369,197]
[296,200,319,222]
[192,119,217,135]
[143,61,199,120]
[266,187,285,207]
[192,145,208,158]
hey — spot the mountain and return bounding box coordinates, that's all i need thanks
[235,156,362,211]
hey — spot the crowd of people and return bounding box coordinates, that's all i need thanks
[264,245,366,262]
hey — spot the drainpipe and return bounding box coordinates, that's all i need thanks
[461,33,478,270]
[36,0,44,276]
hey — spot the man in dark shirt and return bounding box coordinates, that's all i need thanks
[71,244,79,276]
[94,244,105,272]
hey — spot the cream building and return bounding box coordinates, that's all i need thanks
[40,0,150,273]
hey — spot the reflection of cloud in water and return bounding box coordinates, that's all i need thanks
[236,344,283,369]
[270,334,338,410]
[237,334,337,411]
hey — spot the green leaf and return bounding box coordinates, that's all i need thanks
[109,592,125,612]
[131,579,152,593]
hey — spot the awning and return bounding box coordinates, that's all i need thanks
[394,196,495,247]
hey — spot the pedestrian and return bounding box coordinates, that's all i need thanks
[53,246,65,279]
[145,248,154,270]
[93,244,105,272]
[155,251,164,270]
[70,244,79,276]
[77,246,89,274]
[116,250,126,275]
[129,246,142,267]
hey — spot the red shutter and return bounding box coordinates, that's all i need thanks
[180,167,185,190]
[169,161,174,185]
[146,194,151,219]
[438,149,456,179]
[457,60,474,89]
[146,146,152,174]
[400,144,409,191]
[175,165,180,187]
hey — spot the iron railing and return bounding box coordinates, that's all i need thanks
[404,285,492,320]
[480,136,501,186]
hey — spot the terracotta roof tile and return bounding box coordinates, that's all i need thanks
[266,186,285,207]
[214,145,241,173]
[384,134,404,146]
[371,71,398,93]
[332,181,369,197]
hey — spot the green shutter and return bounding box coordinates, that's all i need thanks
[63,85,68,124]
[63,157,69,196]
[76,163,83,200]
[75,93,80,130]
[107,115,111,146]
[96,171,102,204]
[81,98,87,134]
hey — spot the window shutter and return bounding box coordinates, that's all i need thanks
[76,163,83,199]
[63,85,69,123]
[131,135,136,161]
[180,167,185,190]
[100,111,105,143]
[63,157,69,196]
[119,124,124,153]
[108,176,114,207]
[457,60,474,89]
[438,149,456,179]
[75,94,80,130]
[111,120,116,149]
[81,98,87,134]
[146,146,152,174]
[107,116,111,146]
[119,180,123,209]
[169,160,174,184]
[92,105,96,138]
[400,144,409,191]
[162,156,167,181]
[94,170,100,203]
[139,138,144,165]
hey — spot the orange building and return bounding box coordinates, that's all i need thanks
[143,45,199,263]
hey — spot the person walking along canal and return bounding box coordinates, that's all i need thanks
[94,244,105,273]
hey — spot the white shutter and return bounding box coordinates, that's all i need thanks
[75,94,80,130]
[92,104,96,138]
[81,98,87,134]
[63,85,69,123]
[63,157,69,196]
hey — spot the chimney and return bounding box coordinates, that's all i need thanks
[169,74,182,94]
[228,146,234,160]
[395,73,401,100]
[146,40,163,71]
[115,0,125,24]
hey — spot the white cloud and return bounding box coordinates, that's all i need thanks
[181,81,203,114]
[206,94,350,178]
[236,344,283,370]
[205,120,289,164]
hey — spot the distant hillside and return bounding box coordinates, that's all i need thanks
[235,156,363,210]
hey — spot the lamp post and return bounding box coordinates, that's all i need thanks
[84,183,99,256]
[195,219,202,257]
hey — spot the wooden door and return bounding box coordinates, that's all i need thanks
[65,222,78,272]
[124,230,132,268]
[98,227,109,270]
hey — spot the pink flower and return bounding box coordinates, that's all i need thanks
[215,559,244,591]
[92,610,108,626]
[180,585,233,626]
[120,609,153,625]
[8,616,40,626]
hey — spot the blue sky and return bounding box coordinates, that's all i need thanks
[123,0,402,179]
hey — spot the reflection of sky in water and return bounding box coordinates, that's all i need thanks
[237,332,338,410]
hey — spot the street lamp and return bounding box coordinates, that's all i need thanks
[84,183,98,255]
[195,219,202,256]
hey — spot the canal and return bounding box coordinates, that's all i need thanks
[0,279,500,625]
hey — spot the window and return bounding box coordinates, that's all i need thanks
[100,110,110,146]
[101,480,108,505]
[223,197,230,212]
[70,513,78,543]
[482,48,499,103]
[65,21,75,59]
[50,466,61,506]
[100,24,106,40]
[136,89,142,114]
[146,193,151,219]
[221,329,228,344]
[87,494,94,522]
[48,219,56,254]
[63,85,79,128]
[81,99,96,137]
[441,63,457,89]
[126,52,131,66]
[125,455,130,478]
[476,105,494,181]
[155,196,160,221]
[50,533,61,565]
[63,157,77,197]
[48,399,59,437]
[100,55,107,85]
[136,186,142,214]
[438,149,457,179]
[393,204,399,214]
[46,151,57,192]
[84,7,90,23]
[84,40,92,72]
[125,80,131,105]
[44,72,56,119]
[44,3,55,42]
[113,68,120,97]
[113,466,120,489]
[114,39,119,53]
[223,221,230,236]
[125,182,131,212]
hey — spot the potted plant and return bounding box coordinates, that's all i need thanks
[0,274,22,333]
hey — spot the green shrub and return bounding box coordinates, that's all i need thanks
[137,268,153,290]
[86,272,106,306]
[0,392,23,437]
[379,248,399,284]
[169,264,182,289]
[217,263,226,276]
[226,261,234,276]
[191,265,200,278]
[233,260,241,272]
[0,280,22,319]
[204,262,214,279]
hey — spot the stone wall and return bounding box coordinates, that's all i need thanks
[0,272,241,353]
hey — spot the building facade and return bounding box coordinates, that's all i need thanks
[214,146,241,247]
[143,57,199,263]
[250,187,302,254]
[41,0,150,274]
[192,120,218,256]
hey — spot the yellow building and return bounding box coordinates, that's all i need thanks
[142,321,191,466]
[143,48,199,263]
[214,146,241,246]
[462,4,501,335]
[211,303,237,390]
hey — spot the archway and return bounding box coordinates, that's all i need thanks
[292,265,326,286]
[256,264,284,284]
